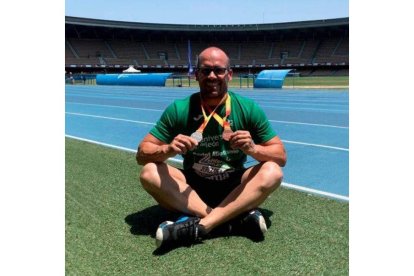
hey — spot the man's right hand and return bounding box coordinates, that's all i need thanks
[168,134,199,154]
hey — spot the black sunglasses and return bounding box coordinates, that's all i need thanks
[197,67,228,76]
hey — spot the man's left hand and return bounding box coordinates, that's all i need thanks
[229,130,256,155]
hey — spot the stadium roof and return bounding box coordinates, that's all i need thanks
[65,16,348,32]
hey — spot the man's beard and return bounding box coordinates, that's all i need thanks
[201,80,228,98]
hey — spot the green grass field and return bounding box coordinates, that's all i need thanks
[66,138,349,275]
[282,76,349,87]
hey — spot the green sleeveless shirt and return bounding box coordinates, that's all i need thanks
[150,91,276,181]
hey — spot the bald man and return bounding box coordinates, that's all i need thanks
[136,46,286,249]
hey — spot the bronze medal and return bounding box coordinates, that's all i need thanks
[222,128,233,141]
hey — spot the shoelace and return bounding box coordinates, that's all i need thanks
[173,218,201,241]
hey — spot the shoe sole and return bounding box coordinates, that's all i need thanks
[155,221,173,248]
[248,210,267,236]
[257,214,267,234]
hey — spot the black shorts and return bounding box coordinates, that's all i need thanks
[180,168,247,208]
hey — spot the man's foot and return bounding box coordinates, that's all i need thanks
[229,209,267,240]
[155,216,207,248]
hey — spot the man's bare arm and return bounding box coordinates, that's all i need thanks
[136,133,198,165]
[229,132,287,167]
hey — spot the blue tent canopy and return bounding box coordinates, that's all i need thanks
[254,69,291,88]
[96,73,172,86]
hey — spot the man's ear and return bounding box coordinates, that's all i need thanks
[227,69,233,81]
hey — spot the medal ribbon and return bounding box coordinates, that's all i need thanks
[204,94,232,130]
[196,94,227,134]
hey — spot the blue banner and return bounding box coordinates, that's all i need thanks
[187,40,193,75]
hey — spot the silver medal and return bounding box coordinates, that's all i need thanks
[190,131,203,142]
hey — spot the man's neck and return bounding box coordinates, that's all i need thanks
[200,92,228,108]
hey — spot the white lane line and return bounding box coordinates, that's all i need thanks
[65,135,348,202]
[66,102,163,112]
[65,112,348,151]
[281,182,349,202]
[282,140,348,152]
[65,112,156,125]
[66,103,348,129]
[269,119,348,129]
[260,104,348,113]
[65,135,137,152]
[64,135,181,164]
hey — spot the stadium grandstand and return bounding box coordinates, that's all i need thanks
[65,16,348,77]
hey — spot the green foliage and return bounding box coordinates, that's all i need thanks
[66,138,348,275]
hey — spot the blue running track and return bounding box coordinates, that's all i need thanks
[65,85,349,201]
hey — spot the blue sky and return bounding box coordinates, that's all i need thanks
[65,0,348,24]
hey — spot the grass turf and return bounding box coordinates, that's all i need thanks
[66,138,348,275]
[283,76,349,87]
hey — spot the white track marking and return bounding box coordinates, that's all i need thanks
[65,112,348,151]
[65,135,348,202]
[281,182,349,201]
[67,102,163,112]
[269,119,348,129]
[66,104,348,129]
[65,112,156,125]
[282,140,348,151]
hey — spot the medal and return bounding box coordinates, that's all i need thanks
[190,131,203,142]
[191,93,227,144]
[222,128,233,141]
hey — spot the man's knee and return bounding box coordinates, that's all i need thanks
[139,162,160,190]
[258,161,283,192]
